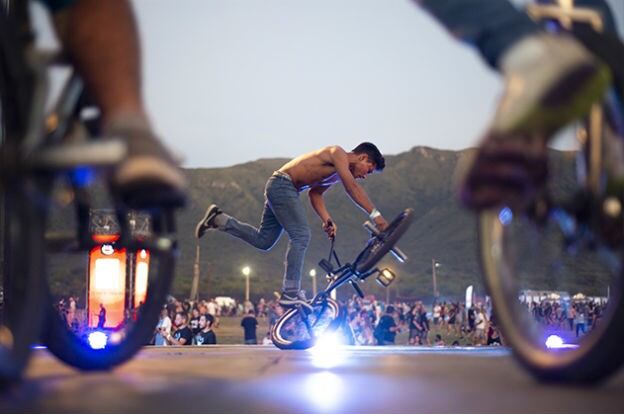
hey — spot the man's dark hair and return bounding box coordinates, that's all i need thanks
[352,142,385,171]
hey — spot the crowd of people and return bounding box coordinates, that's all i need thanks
[55,292,609,347]
[346,296,501,347]
[526,299,608,338]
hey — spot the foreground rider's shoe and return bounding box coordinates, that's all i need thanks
[278,291,313,311]
[493,33,611,135]
[107,119,187,209]
[460,34,612,211]
[195,204,223,239]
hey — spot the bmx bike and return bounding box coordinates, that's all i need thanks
[271,208,414,350]
[476,0,624,383]
[0,1,182,385]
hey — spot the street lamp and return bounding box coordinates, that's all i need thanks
[432,259,441,298]
[309,269,317,297]
[242,266,251,302]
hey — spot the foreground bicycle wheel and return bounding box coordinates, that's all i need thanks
[271,297,343,350]
[478,115,624,382]
[41,209,178,371]
[0,1,47,387]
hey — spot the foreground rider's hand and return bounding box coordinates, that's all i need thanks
[374,216,389,232]
[323,219,337,239]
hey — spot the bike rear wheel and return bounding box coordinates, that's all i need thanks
[355,208,414,273]
[271,298,343,350]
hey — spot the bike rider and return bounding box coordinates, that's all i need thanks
[414,0,617,209]
[37,0,187,207]
[195,143,389,308]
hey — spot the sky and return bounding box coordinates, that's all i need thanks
[35,0,624,168]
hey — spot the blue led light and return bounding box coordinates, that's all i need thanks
[88,331,108,350]
[498,207,513,226]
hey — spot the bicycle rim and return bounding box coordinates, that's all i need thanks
[43,236,176,371]
[271,298,342,350]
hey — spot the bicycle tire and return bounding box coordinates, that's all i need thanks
[0,186,46,387]
[0,1,47,387]
[41,237,177,371]
[479,210,624,383]
[271,298,343,350]
[355,208,414,274]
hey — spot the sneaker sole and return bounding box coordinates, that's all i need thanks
[195,205,219,238]
[501,63,612,135]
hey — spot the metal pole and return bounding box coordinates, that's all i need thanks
[190,242,200,302]
[245,274,250,302]
[432,258,438,298]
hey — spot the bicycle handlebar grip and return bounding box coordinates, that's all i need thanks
[390,246,408,263]
[363,220,408,263]
[363,220,379,235]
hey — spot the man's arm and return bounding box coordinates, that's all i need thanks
[329,147,375,214]
[308,185,332,224]
[329,147,388,229]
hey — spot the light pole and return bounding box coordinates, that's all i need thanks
[309,269,317,297]
[242,266,251,302]
[432,259,441,298]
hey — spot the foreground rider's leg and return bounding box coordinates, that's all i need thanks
[52,0,186,207]
[417,0,610,209]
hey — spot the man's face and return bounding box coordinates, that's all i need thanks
[351,154,376,180]
[198,316,207,329]
[175,314,185,327]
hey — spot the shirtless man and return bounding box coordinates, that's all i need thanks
[195,142,388,308]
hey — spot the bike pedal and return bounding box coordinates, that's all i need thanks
[318,258,334,274]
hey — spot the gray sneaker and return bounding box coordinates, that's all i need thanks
[195,204,222,239]
[108,122,187,209]
[493,33,611,135]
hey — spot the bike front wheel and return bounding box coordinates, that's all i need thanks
[355,208,414,274]
[271,298,343,350]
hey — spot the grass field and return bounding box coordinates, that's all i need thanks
[212,316,482,346]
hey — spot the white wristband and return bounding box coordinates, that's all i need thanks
[369,208,381,220]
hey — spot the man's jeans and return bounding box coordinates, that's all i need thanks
[222,172,310,294]
[419,0,617,68]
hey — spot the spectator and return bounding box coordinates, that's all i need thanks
[241,310,258,345]
[575,306,587,337]
[154,307,172,346]
[408,305,425,345]
[374,306,400,345]
[434,334,445,346]
[474,305,487,344]
[194,314,217,345]
[486,319,502,346]
[189,307,201,336]
[97,303,106,329]
[165,312,193,345]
